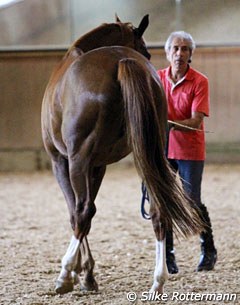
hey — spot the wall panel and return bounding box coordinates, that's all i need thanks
[0,46,239,170]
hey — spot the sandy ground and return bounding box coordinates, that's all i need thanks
[0,163,239,305]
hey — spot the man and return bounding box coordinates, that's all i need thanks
[157,31,217,273]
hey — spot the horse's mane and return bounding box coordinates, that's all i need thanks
[65,22,135,57]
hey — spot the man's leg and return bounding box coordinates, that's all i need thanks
[178,160,217,271]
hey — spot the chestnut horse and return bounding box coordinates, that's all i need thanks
[41,15,203,294]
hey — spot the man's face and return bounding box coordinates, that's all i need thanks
[167,37,191,70]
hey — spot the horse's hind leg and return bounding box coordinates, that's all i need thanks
[150,237,169,293]
[68,236,98,292]
[54,149,105,294]
[67,158,106,291]
[73,166,106,291]
[56,235,80,294]
[150,211,169,293]
[51,154,80,294]
[78,237,98,291]
[50,154,83,293]
[51,155,76,229]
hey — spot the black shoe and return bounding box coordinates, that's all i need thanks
[166,253,179,274]
[197,204,217,272]
[196,250,217,272]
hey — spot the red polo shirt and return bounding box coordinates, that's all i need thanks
[157,66,209,160]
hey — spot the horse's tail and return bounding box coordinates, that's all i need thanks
[117,58,203,238]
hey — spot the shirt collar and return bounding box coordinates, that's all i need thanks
[166,66,195,91]
[167,65,194,82]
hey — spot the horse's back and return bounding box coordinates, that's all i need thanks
[65,46,150,93]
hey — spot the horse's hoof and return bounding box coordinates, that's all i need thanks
[80,279,98,292]
[150,283,164,294]
[55,280,74,294]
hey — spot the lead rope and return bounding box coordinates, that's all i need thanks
[141,182,151,220]
[141,121,212,220]
[140,124,169,221]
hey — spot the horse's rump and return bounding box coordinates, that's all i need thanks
[43,47,149,165]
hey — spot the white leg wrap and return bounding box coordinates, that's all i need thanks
[61,235,80,271]
[151,239,169,292]
[57,235,80,283]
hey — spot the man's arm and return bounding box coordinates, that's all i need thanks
[171,111,204,131]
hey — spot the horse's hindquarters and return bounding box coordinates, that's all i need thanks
[58,47,149,166]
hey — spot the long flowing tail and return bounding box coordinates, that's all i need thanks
[118,58,204,238]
